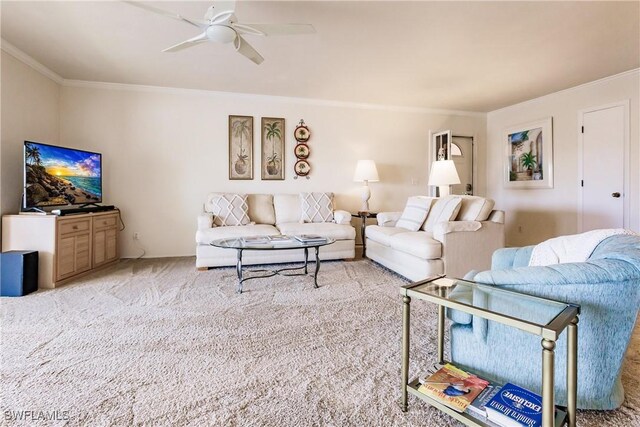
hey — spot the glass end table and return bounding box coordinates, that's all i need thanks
[400,275,580,427]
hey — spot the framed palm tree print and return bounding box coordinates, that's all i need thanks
[229,115,253,180]
[261,117,285,180]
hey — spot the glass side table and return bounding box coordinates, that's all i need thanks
[351,211,377,257]
[400,276,580,427]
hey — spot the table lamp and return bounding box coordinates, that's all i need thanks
[353,160,379,211]
[428,160,460,197]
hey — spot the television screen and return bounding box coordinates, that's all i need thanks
[24,141,102,208]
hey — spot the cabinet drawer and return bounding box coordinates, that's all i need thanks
[59,219,90,235]
[93,216,117,229]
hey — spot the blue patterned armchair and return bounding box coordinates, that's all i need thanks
[448,234,640,410]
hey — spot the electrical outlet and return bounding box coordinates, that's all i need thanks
[411,178,418,185]
[133,232,140,240]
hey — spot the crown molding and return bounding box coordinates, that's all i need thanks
[488,68,640,115]
[4,38,636,118]
[1,38,64,85]
[62,79,486,117]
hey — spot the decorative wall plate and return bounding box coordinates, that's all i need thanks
[294,143,310,159]
[294,160,311,176]
[294,122,311,142]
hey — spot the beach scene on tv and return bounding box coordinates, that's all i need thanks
[25,142,102,207]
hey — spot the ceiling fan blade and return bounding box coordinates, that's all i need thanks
[232,23,316,36]
[205,1,236,22]
[162,33,208,53]
[124,1,206,28]
[233,35,264,65]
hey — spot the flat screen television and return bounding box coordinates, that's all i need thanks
[23,141,102,209]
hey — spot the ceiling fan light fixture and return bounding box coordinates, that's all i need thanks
[206,25,236,43]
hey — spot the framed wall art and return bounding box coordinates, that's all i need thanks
[229,115,253,180]
[261,117,285,180]
[504,117,553,189]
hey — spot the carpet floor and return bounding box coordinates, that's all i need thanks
[1,257,639,426]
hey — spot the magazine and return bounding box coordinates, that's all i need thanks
[417,363,489,413]
[294,234,327,243]
[467,383,502,417]
[242,236,271,245]
[417,362,446,385]
[485,382,544,427]
[269,235,294,244]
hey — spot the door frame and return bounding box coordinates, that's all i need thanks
[451,135,475,195]
[577,99,630,232]
[428,130,477,197]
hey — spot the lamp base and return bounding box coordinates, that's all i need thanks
[360,182,371,212]
[438,186,451,198]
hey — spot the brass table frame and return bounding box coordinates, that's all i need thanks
[400,277,580,427]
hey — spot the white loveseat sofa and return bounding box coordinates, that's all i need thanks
[366,195,505,281]
[196,193,356,268]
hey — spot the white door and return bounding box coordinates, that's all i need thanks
[580,104,625,231]
[451,136,474,195]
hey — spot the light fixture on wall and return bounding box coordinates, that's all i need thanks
[428,160,460,197]
[353,160,379,212]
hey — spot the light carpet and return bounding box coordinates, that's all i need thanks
[1,257,639,426]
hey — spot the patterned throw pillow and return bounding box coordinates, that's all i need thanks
[209,193,250,226]
[300,192,334,223]
[395,196,434,231]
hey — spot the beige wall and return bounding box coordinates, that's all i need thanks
[59,84,486,258]
[0,50,60,222]
[486,70,640,246]
[3,45,637,257]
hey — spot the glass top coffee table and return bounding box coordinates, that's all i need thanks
[210,236,335,294]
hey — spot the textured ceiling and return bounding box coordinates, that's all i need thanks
[2,1,638,112]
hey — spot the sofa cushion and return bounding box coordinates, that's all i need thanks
[456,196,495,222]
[389,232,442,260]
[365,225,407,247]
[207,193,251,226]
[196,224,280,245]
[274,194,302,224]
[396,196,434,231]
[277,222,355,241]
[422,196,462,232]
[247,194,276,225]
[300,192,335,223]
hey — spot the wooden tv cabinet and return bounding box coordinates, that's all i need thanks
[2,210,120,289]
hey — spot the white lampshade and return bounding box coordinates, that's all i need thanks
[428,160,460,186]
[353,160,380,182]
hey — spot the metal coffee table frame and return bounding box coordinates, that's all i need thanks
[210,237,335,293]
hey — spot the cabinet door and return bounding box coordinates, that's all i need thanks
[56,232,91,280]
[93,229,106,266]
[105,228,117,262]
[57,236,76,279]
[92,214,118,267]
[75,233,91,273]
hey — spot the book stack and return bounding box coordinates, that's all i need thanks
[417,364,566,427]
[417,363,489,413]
[485,382,568,427]
[269,235,294,245]
[242,236,271,245]
[293,234,327,244]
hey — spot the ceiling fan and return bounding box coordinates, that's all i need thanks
[124,1,315,65]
